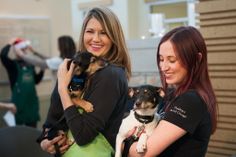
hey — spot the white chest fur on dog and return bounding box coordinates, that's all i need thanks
[115,110,160,157]
[115,85,164,157]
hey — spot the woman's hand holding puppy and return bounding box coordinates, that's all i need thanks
[57,59,76,110]
[57,59,75,91]
[40,131,69,155]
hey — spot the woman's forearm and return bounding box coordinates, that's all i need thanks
[20,53,48,69]
[57,59,75,110]
[58,86,74,110]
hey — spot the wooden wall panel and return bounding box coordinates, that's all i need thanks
[208,53,236,63]
[196,0,236,156]
[211,78,236,89]
[205,38,236,45]
[200,25,236,38]
[196,0,236,13]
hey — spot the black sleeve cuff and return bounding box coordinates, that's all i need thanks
[64,105,81,122]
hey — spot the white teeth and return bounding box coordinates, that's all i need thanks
[91,45,102,48]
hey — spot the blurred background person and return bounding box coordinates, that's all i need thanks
[15,35,76,83]
[0,38,45,128]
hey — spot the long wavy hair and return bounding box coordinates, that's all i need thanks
[77,6,131,79]
[156,26,218,133]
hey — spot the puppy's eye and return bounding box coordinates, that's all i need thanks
[153,97,156,103]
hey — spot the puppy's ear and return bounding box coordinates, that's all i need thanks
[157,87,165,97]
[97,59,108,67]
[128,87,134,98]
[90,56,97,63]
[67,59,74,70]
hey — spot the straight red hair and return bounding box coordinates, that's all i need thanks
[156,26,218,133]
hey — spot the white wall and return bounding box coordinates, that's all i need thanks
[127,38,161,86]
[127,0,150,39]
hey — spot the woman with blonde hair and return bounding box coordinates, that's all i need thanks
[39,6,131,157]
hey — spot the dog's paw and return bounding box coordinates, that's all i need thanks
[84,103,94,112]
[73,98,94,112]
[136,143,146,153]
[136,133,148,153]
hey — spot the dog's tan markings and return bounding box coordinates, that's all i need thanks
[157,88,165,97]
[128,88,135,98]
[72,98,94,112]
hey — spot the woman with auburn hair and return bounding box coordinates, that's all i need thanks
[127,26,217,157]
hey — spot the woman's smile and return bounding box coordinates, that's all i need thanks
[84,18,112,57]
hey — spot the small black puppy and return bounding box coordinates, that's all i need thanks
[67,51,108,112]
[37,51,108,156]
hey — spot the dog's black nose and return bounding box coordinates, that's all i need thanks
[135,99,142,107]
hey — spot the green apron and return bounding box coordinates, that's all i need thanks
[11,63,40,125]
[62,131,114,157]
[62,109,114,157]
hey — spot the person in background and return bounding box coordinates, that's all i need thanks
[0,38,45,128]
[39,6,131,157]
[0,102,17,113]
[15,35,76,83]
[127,26,218,157]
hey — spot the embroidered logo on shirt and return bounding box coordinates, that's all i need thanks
[170,106,187,118]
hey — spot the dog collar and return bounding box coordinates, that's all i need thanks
[134,111,154,124]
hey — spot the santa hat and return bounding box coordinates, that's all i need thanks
[14,38,31,49]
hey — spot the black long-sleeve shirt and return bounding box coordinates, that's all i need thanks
[45,64,128,148]
[0,44,44,90]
